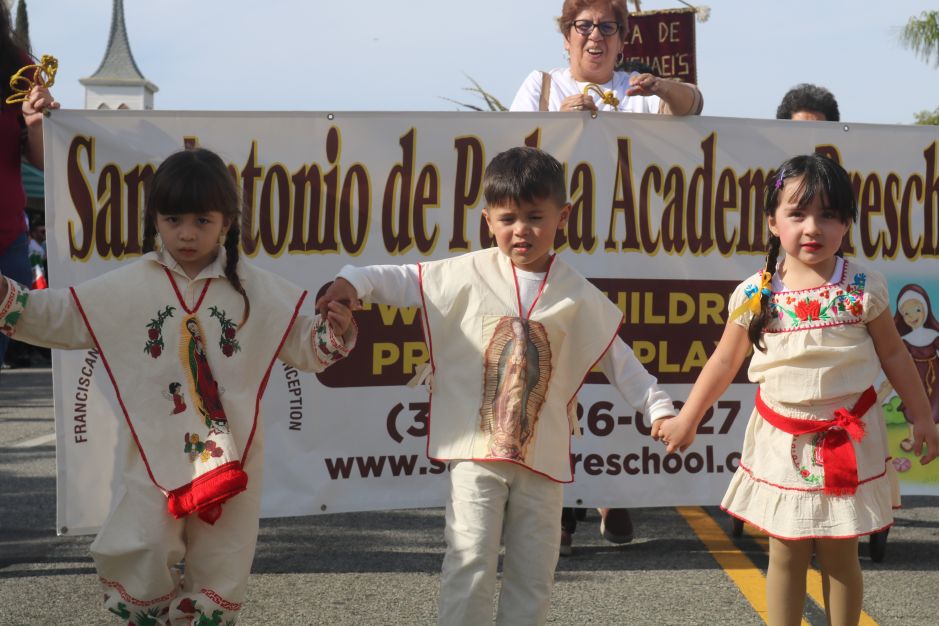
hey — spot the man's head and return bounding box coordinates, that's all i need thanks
[776,83,840,122]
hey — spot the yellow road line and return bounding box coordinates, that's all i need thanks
[677,506,774,624]
[741,521,879,625]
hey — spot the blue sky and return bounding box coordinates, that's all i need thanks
[14,0,939,125]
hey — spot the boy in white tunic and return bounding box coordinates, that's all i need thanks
[0,148,355,625]
[317,147,675,625]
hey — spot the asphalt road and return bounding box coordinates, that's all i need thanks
[1,368,938,625]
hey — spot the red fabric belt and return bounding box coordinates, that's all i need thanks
[755,387,876,496]
[166,461,248,524]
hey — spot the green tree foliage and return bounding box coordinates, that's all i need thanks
[899,11,939,124]
[899,11,939,67]
[913,106,939,126]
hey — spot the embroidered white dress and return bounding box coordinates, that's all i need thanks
[721,259,895,539]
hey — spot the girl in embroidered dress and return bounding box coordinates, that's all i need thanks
[0,148,356,626]
[655,153,939,626]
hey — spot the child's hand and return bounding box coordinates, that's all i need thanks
[315,278,360,318]
[911,421,939,466]
[650,416,674,442]
[656,412,698,455]
[325,300,353,336]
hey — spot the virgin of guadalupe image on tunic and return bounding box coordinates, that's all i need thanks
[878,284,939,451]
[181,316,230,435]
[479,317,552,462]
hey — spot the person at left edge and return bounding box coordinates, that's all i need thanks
[0,148,356,625]
[0,1,58,371]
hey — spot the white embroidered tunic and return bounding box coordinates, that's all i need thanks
[339,248,674,482]
[0,250,353,521]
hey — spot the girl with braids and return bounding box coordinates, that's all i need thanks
[0,147,356,625]
[654,153,939,625]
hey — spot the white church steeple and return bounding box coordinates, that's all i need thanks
[80,0,157,109]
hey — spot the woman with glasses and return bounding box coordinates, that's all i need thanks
[510,0,701,558]
[510,0,702,115]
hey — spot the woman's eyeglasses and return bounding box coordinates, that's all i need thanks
[571,20,621,37]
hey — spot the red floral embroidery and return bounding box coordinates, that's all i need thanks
[794,299,821,321]
[144,306,175,358]
[209,306,241,357]
[176,598,197,614]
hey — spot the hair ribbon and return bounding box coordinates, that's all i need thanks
[729,271,773,322]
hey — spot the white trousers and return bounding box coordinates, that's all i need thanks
[438,460,564,626]
[90,441,263,625]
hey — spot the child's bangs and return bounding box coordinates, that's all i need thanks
[151,168,237,218]
[794,164,856,223]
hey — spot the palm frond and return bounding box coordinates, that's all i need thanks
[899,10,939,67]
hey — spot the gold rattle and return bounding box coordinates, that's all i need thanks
[583,83,619,108]
[5,54,58,105]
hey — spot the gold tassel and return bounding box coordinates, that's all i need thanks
[6,55,58,104]
[583,83,620,108]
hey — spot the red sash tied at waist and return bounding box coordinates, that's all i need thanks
[754,387,877,496]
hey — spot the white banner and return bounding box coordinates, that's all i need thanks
[43,110,939,535]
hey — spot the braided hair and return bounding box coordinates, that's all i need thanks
[143,148,250,326]
[747,153,856,351]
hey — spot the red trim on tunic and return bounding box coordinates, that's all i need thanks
[70,287,167,493]
[164,267,212,314]
[200,588,242,611]
[565,317,624,479]
[100,576,177,607]
[512,254,554,320]
[242,290,307,466]
[720,507,892,540]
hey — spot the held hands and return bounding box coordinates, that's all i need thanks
[626,73,659,97]
[323,300,353,336]
[315,278,361,333]
[652,410,698,455]
[22,85,59,126]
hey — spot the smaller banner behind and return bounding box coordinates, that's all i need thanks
[621,8,697,83]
